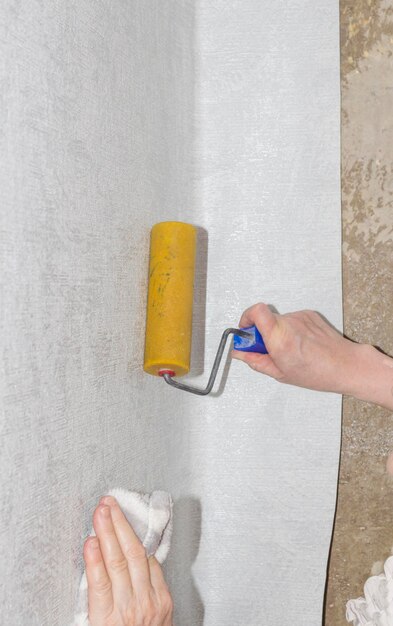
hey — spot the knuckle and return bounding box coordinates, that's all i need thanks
[161,591,174,615]
[303,309,318,321]
[124,543,146,562]
[287,311,305,322]
[93,577,112,597]
[107,555,128,574]
[134,594,158,625]
[254,302,267,316]
[279,329,295,353]
[138,591,174,624]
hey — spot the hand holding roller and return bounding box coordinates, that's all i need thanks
[143,222,268,396]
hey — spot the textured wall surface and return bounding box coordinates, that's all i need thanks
[0,2,196,624]
[325,2,393,624]
[0,2,341,625]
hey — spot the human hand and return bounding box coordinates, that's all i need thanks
[84,496,173,626]
[231,302,361,395]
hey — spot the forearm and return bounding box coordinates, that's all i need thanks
[344,344,393,411]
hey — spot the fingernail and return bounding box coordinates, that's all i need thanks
[89,537,99,550]
[100,505,111,518]
[101,496,116,506]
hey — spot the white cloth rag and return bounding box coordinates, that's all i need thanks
[347,556,393,625]
[72,488,173,626]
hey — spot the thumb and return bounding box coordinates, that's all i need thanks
[238,303,279,351]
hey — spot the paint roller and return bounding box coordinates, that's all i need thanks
[143,221,268,395]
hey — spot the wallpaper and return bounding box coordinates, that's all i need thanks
[0,1,341,624]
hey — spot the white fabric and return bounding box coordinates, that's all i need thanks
[347,556,393,625]
[72,489,173,626]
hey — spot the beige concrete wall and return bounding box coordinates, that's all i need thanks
[325,2,393,623]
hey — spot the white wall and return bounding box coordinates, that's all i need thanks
[0,2,341,625]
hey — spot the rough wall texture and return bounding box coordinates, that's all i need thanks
[325,1,393,624]
[0,2,196,624]
[0,2,341,625]
[183,4,342,624]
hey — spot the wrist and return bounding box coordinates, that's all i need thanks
[345,343,393,410]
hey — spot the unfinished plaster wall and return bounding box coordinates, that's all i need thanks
[0,2,341,625]
[325,1,393,624]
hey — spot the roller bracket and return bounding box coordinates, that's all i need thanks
[162,326,266,396]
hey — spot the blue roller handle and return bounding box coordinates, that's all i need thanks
[233,325,268,354]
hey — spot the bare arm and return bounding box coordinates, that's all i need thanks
[344,343,393,410]
[232,303,393,411]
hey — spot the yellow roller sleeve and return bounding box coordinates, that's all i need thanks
[143,222,197,377]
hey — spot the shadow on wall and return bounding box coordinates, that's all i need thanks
[190,227,208,377]
[165,497,204,626]
[189,225,235,397]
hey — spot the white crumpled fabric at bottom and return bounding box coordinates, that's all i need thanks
[347,556,393,625]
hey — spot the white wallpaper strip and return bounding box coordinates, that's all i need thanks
[0,1,341,625]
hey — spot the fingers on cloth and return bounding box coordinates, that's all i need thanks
[84,536,114,624]
[100,496,152,595]
[149,557,174,619]
[238,303,278,342]
[92,504,134,606]
[148,556,169,593]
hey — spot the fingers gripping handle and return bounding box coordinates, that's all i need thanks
[233,325,268,354]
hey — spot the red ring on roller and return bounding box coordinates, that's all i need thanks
[158,369,176,377]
